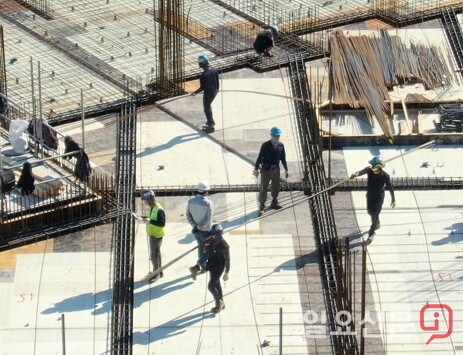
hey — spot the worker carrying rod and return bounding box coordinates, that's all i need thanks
[350,156,396,245]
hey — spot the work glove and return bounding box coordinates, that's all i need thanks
[252,170,259,178]
[191,226,199,233]
[285,171,289,179]
[223,272,229,282]
[390,201,396,208]
[350,173,358,179]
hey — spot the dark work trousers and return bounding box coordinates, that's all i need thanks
[203,93,217,126]
[366,192,384,235]
[259,166,281,206]
[208,266,225,301]
[149,236,163,272]
[193,230,209,263]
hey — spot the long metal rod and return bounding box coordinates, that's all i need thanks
[61,313,66,355]
[309,139,436,199]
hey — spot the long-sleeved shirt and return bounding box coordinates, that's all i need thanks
[194,66,219,97]
[205,237,231,273]
[147,203,166,238]
[356,167,395,201]
[254,140,288,171]
[186,194,214,231]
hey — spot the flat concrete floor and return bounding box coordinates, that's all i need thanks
[1,68,463,355]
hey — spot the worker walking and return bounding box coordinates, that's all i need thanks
[201,224,230,314]
[140,190,166,282]
[253,127,289,215]
[187,181,214,280]
[350,156,396,245]
[253,25,278,57]
[191,54,220,134]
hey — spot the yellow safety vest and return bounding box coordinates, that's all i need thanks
[147,203,166,238]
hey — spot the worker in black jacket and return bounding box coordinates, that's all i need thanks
[253,126,289,215]
[253,25,278,57]
[350,156,396,244]
[192,54,220,133]
[202,224,230,314]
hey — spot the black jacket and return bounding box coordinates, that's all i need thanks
[195,66,220,97]
[205,237,231,273]
[253,30,273,53]
[254,140,288,171]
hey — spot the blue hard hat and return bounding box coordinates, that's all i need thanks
[368,156,385,168]
[269,25,278,37]
[270,126,282,136]
[198,54,209,64]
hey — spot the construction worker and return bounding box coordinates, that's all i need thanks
[191,54,220,133]
[253,25,278,57]
[140,190,166,281]
[350,156,396,244]
[187,181,214,280]
[201,224,230,314]
[253,126,289,215]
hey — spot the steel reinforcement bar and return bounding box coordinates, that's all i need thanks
[288,53,359,354]
[110,100,138,354]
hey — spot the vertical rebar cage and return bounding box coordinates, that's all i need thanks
[0,26,7,96]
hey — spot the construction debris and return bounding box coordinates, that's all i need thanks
[434,103,463,132]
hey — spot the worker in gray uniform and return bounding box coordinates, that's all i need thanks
[186,181,214,279]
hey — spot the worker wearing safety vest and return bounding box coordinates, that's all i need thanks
[141,190,166,281]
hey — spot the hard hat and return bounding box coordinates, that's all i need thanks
[368,156,385,168]
[197,181,210,193]
[140,190,155,201]
[198,54,209,64]
[269,25,278,37]
[209,223,223,234]
[270,126,282,136]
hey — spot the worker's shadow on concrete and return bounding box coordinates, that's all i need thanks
[431,223,463,245]
[277,249,320,270]
[137,133,200,157]
[178,232,196,244]
[133,311,215,345]
[40,277,192,316]
[91,277,193,315]
[41,289,112,315]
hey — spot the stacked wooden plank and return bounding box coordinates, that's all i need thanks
[329,31,452,139]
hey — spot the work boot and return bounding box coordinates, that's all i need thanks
[189,265,200,281]
[366,233,375,245]
[211,299,225,313]
[202,125,215,133]
[258,204,265,216]
[270,198,282,210]
[375,221,381,230]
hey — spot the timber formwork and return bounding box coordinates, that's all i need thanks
[287,53,359,354]
[110,100,138,354]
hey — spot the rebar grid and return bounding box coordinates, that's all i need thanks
[288,53,359,354]
[1,0,462,121]
[111,100,137,354]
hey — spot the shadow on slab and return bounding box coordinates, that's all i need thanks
[431,223,463,245]
[41,275,193,316]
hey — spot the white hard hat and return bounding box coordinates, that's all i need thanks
[197,181,210,193]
